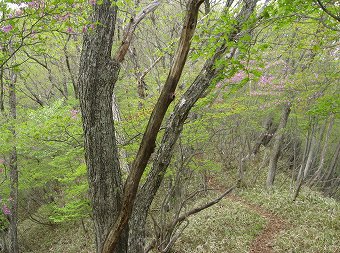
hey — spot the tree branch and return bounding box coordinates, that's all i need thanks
[114,1,160,62]
[315,0,340,22]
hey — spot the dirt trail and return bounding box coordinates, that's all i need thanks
[227,194,287,253]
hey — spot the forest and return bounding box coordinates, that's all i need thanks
[0,0,339,252]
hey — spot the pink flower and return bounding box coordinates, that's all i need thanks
[15,9,24,16]
[70,109,79,119]
[2,204,11,215]
[0,158,4,164]
[60,13,70,21]
[258,75,274,86]
[66,27,74,34]
[89,0,96,5]
[230,71,246,83]
[27,1,38,8]
[1,25,13,33]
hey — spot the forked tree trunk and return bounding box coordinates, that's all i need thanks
[128,1,259,251]
[266,103,291,189]
[102,2,204,252]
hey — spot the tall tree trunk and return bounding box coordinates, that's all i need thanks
[8,70,19,253]
[78,1,127,252]
[128,1,259,251]
[78,1,159,252]
[266,103,291,189]
[0,67,4,112]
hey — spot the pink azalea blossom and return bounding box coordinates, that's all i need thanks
[66,27,74,34]
[60,13,70,21]
[15,9,24,16]
[230,71,246,83]
[2,204,11,215]
[258,75,274,86]
[27,1,38,8]
[70,109,79,119]
[1,25,13,33]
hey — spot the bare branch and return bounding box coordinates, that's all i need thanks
[115,1,161,62]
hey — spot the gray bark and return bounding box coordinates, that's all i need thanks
[0,67,4,112]
[266,103,291,189]
[8,70,19,253]
[112,93,130,173]
[78,1,127,252]
[312,114,334,184]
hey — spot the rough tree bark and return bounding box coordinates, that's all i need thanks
[78,1,127,252]
[266,102,291,189]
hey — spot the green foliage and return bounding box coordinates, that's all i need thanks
[308,94,340,117]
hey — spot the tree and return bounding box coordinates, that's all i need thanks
[78,0,204,252]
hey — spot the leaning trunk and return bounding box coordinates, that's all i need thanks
[266,103,291,189]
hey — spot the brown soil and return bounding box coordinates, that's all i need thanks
[227,194,287,253]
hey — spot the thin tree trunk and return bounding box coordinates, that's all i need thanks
[64,35,78,99]
[266,103,291,189]
[0,67,4,112]
[112,93,130,173]
[8,70,19,253]
[204,0,210,14]
[311,114,334,185]
[323,140,340,188]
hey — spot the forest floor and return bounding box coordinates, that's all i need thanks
[19,179,339,253]
[228,194,287,253]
